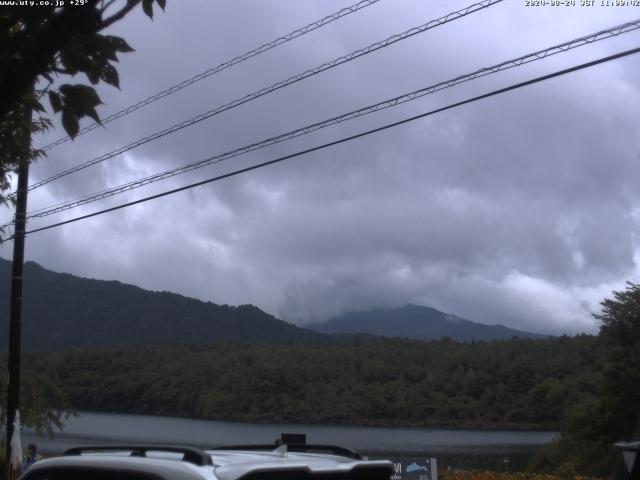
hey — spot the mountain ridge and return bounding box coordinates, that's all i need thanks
[0,258,326,350]
[307,303,547,341]
[1,258,547,350]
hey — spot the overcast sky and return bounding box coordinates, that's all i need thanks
[2,0,640,335]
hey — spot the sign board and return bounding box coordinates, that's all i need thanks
[391,458,438,480]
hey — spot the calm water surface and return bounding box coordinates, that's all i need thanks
[23,412,558,471]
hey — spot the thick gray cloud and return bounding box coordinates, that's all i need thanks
[2,0,640,335]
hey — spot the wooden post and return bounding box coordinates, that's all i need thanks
[5,95,31,469]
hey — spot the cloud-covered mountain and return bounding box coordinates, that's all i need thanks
[308,304,548,341]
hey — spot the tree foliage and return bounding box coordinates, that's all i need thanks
[531,283,640,476]
[579,282,640,450]
[0,0,166,206]
[0,362,72,437]
[27,336,601,430]
[595,281,640,439]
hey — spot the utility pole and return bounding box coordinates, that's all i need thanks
[5,97,32,462]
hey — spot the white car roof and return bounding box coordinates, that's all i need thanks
[210,449,392,480]
[22,454,213,480]
[21,445,393,480]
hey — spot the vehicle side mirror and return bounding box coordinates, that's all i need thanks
[615,442,640,480]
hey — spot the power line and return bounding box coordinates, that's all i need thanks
[23,18,640,220]
[12,45,639,240]
[39,0,385,152]
[26,0,503,192]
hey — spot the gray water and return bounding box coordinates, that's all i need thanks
[23,412,558,471]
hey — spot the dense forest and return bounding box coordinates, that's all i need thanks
[24,335,600,430]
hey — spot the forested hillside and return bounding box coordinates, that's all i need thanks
[0,259,325,349]
[25,335,600,429]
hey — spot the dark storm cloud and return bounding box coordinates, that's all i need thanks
[3,0,640,334]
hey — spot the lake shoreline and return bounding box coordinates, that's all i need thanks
[62,408,561,433]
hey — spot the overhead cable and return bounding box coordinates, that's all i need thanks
[27,0,504,192]
[39,0,385,151]
[24,18,640,220]
[11,45,639,240]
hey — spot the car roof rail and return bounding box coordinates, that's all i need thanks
[64,444,213,466]
[211,444,362,460]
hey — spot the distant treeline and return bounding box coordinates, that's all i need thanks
[25,335,600,429]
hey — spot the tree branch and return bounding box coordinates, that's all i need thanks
[100,0,119,14]
[100,0,141,30]
[36,80,53,101]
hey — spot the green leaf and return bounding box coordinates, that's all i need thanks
[48,91,62,113]
[85,107,101,124]
[61,109,79,138]
[102,45,119,62]
[107,35,134,53]
[59,84,104,127]
[156,0,166,10]
[58,84,73,96]
[142,0,153,19]
[100,64,120,89]
[33,100,46,113]
[59,44,89,75]
[86,68,100,85]
[61,84,102,109]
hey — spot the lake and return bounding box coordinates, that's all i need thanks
[23,412,558,471]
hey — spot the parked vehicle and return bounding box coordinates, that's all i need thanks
[20,437,393,480]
